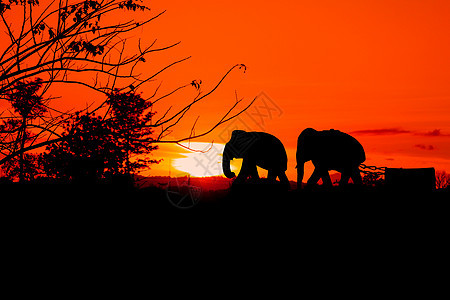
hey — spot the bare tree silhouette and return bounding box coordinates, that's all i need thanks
[0,1,255,178]
[435,170,450,189]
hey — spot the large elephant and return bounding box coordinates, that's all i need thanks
[222,130,289,186]
[296,128,365,188]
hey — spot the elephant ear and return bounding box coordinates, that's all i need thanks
[230,130,259,155]
[230,130,247,143]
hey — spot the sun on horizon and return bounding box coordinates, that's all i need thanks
[172,142,243,178]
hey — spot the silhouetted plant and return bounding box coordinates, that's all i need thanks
[105,89,158,175]
[1,153,42,181]
[7,78,46,119]
[3,77,47,181]
[362,172,384,188]
[435,170,450,189]
[0,0,255,179]
[42,90,160,181]
[42,113,123,180]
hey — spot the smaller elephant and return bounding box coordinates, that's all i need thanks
[222,130,289,187]
[296,128,365,188]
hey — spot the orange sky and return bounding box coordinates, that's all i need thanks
[143,0,450,180]
[3,0,450,181]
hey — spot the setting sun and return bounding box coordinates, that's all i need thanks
[172,142,244,177]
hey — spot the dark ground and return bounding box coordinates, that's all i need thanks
[2,181,448,222]
[2,181,448,290]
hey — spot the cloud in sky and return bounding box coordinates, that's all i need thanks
[418,129,450,137]
[350,128,449,137]
[415,144,436,151]
[350,128,411,136]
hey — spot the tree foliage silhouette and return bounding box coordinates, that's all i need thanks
[41,90,160,180]
[0,0,255,179]
[1,153,42,181]
[106,89,158,175]
[42,113,122,180]
[2,77,47,181]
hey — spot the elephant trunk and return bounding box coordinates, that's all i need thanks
[297,162,305,190]
[222,143,236,178]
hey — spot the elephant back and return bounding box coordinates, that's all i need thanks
[253,132,288,172]
[228,130,288,171]
[297,128,365,170]
[320,129,365,168]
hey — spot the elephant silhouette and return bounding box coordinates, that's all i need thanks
[222,130,289,187]
[296,128,365,188]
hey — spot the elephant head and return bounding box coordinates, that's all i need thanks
[222,130,259,178]
[296,127,317,164]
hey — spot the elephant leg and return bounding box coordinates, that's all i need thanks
[278,172,290,189]
[340,173,350,186]
[350,167,363,185]
[297,163,305,190]
[249,164,259,182]
[307,168,321,185]
[234,172,247,184]
[278,172,289,184]
[320,169,332,187]
[268,169,277,182]
[235,158,253,184]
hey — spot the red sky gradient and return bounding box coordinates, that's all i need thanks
[4,0,450,181]
[144,0,450,180]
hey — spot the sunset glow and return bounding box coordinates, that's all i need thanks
[171,142,247,178]
[172,142,226,177]
[3,0,450,183]
[147,0,450,178]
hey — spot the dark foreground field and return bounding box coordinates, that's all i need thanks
[2,181,448,284]
[2,181,448,222]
